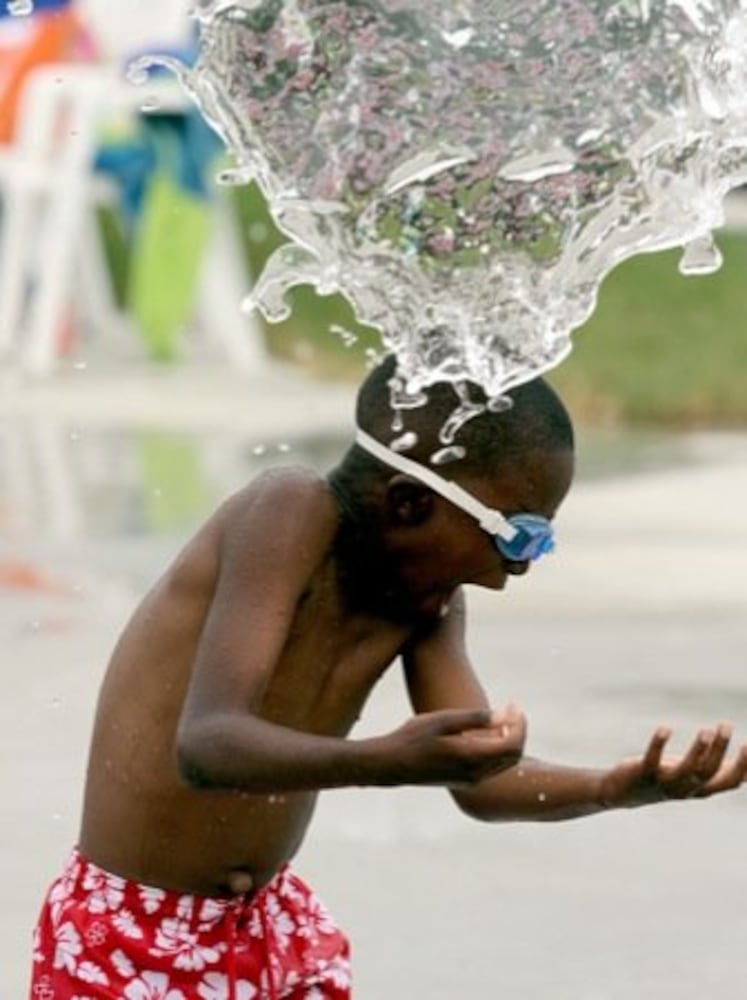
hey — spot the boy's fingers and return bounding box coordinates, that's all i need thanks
[681,728,715,773]
[704,744,747,794]
[697,723,733,778]
[490,703,526,736]
[641,726,671,774]
[433,709,494,736]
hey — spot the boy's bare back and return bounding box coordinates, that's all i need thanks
[79,468,415,896]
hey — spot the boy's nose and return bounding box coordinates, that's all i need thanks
[505,559,530,576]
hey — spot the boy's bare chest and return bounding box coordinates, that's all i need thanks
[261,566,410,735]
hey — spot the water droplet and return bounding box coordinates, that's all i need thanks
[252,444,267,457]
[140,95,162,113]
[487,395,513,413]
[329,323,358,348]
[678,233,723,275]
[277,443,292,454]
[389,377,428,411]
[7,0,33,16]
[125,56,156,87]
[217,166,254,187]
[575,127,605,148]
[384,145,477,197]
[365,348,387,368]
[192,0,237,24]
[441,26,474,50]
[240,294,258,316]
[537,792,547,803]
[438,392,486,445]
[499,145,577,183]
[431,446,467,466]
[390,432,418,453]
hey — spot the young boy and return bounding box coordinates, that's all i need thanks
[31,356,745,1000]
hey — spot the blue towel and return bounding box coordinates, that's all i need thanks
[94,108,223,229]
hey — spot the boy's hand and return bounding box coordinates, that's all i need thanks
[599,722,747,809]
[377,704,526,788]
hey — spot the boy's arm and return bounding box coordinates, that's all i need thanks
[403,591,747,820]
[175,472,524,794]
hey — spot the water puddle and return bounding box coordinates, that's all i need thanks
[0,413,708,583]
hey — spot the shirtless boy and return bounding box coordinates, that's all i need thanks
[31,356,746,999]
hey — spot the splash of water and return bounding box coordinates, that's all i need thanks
[180,0,747,406]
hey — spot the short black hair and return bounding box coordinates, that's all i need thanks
[354,354,574,479]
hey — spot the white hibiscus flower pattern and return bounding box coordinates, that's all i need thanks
[31,850,351,999]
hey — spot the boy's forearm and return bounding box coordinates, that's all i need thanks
[453,757,609,822]
[176,712,389,793]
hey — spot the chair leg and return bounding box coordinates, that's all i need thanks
[0,65,65,363]
[21,86,99,375]
[0,167,36,360]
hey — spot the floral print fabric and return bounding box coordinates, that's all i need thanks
[31,849,351,1000]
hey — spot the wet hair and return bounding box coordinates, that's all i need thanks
[360,354,572,467]
[329,355,574,514]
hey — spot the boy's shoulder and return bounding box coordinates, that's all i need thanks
[219,465,339,557]
[246,464,335,513]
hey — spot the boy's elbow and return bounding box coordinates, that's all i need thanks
[451,787,495,822]
[175,723,224,790]
[451,786,521,823]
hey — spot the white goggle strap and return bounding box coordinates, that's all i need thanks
[354,428,518,543]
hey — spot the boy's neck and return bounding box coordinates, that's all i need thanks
[327,480,417,622]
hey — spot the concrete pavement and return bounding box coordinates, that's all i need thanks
[1,377,745,999]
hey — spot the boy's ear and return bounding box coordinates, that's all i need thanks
[385,475,435,527]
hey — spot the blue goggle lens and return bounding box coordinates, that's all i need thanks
[493,514,555,562]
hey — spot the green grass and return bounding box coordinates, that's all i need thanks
[549,233,747,426]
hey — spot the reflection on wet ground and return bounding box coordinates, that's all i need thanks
[0,417,343,541]
[0,413,705,546]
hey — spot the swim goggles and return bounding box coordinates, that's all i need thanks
[355,428,555,562]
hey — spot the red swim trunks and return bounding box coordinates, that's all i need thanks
[30,849,351,999]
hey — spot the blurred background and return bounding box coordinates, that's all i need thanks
[1,3,746,999]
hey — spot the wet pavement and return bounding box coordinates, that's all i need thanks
[1,370,745,999]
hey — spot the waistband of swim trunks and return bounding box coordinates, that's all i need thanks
[58,846,286,924]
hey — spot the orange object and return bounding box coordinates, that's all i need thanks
[0,9,90,142]
[0,558,68,593]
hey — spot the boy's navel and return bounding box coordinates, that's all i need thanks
[227,870,255,896]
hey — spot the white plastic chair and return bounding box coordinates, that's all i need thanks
[0,57,267,375]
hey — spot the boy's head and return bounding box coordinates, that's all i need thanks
[353,354,574,480]
[331,355,574,609]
